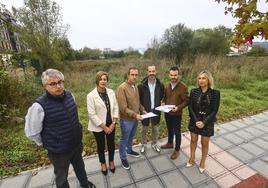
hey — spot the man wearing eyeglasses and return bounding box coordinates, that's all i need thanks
[25,69,96,188]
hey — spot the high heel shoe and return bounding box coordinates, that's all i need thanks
[186,162,193,167]
[109,167,116,173]
[109,161,116,173]
[101,163,108,176]
[199,167,205,173]
[101,169,108,176]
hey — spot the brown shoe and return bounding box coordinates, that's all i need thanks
[160,143,173,149]
[170,150,179,160]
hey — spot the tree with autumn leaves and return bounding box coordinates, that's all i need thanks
[216,0,268,45]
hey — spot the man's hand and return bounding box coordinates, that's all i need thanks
[136,114,143,121]
[196,121,205,129]
[171,106,178,112]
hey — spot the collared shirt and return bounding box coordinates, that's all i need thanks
[148,79,156,109]
[170,82,178,90]
[25,102,44,146]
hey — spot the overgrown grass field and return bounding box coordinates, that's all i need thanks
[1,56,268,178]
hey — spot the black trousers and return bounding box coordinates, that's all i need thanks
[165,113,182,151]
[48,143,89,188]
[93,129,115,164]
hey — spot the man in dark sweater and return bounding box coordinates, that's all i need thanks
[161,66,189,160]
[138,65,164,153]
[25,69,95,188]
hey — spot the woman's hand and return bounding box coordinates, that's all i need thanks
[196,121,205,129]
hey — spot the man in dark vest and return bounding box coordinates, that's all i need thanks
[25,69,95,188]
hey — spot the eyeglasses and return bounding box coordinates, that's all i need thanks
[47,80,64,88]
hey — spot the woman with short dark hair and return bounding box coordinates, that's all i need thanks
[87,71,119,175]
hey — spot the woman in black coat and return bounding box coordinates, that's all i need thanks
[186,70,220,173]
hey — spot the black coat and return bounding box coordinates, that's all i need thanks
[188,87,220,136]
[138,77,164,126]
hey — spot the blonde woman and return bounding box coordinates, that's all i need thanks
[87,71,119,175]
[186,70,220,173]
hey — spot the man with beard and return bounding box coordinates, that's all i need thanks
[161,66,189,160]
[138,65,164,153]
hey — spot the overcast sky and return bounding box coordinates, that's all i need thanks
[2,0,239,50]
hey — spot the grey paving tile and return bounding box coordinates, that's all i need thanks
[227,147,254,162]
[262,154,268,161]
[252,113,268,121]
[214,125,228,136]
[107,167,133,188]
[180,166,209,186]
[52,179,78,188]
[220,124,239,132]
[261,135,268,142]
[261,120,268,127]
[28,168,54,188]
[136,177,163,188]
[243,127,264,137]
[0,173,29,188]
[223,133,244,145]
[149,155,176,174]
[196,181,220,188]
[143,144,173,158]
[170,151,188,167]
[254,123,268,133]
[241,117,259,125]
[211,137,234,150]
[84,156,101,174]
[160,170,191,188]
[250,160,268,179]
[251,138,268,151]
[122,184,136,188]
[230,120,248,129]
[240,142,266,157]
[130,160,156,181]
[234,130,254,141]
[88,173,107,188]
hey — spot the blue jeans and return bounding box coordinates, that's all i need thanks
[119,119,138,160]
[165,114,182,151]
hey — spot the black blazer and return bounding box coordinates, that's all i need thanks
[188,88,220,127]
[138,77,164,126]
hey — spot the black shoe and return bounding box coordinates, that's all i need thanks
[121,159,130,170]
[81,181,96,188]
[101,169,108,176]
[126,150,141,158]
[109,167,116,173]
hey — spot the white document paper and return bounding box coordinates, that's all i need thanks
[155,105,175,113]
[141,112,158,119]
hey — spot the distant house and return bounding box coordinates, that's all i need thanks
[253,42,268,52]
[0,5,26,61]
[227,43,252,56]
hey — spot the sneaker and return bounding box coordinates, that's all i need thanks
[127,150,141,158]
[160,143,173,149]
[121,159,130,170]
[152,144,161,153]
[170,150,180,160]
[140,144,146,153]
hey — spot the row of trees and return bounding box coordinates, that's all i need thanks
[144,24,233,64]
[8,0,268,73]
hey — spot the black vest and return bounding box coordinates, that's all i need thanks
[36,91,82,153]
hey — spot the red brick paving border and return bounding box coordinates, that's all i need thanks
[231,174,268,188]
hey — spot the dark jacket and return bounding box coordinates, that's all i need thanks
[138,77,164,126]
[36,90,82,154]
[188,87,220,127]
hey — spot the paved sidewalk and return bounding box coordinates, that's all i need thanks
[1,111,268,188]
